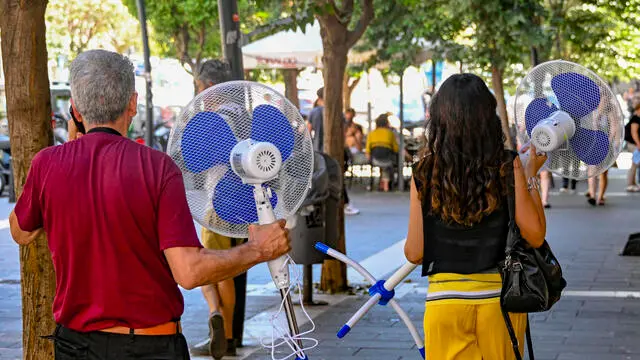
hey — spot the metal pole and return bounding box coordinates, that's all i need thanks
[431,60,437,94]
[218,0,247,347]
[530,47,540,67]
[398,71,405,192]
[367,69,372,134]
[303,264,313,304]
[218,0,244,80]
[135,0,153,147]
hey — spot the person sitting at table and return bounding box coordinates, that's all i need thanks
[345,108,367,165]
[366,113,399,192]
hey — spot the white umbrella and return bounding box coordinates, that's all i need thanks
[242,21,372,69]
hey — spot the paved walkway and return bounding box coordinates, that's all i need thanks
[2,170,640,359]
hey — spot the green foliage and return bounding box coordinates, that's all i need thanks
[358,0,429,76]
[542,0,640,82]
[244,68,284,83]
[121,0,220,74]
[444,0,546,72]
[119,0,309,77]
[46,0,140,61]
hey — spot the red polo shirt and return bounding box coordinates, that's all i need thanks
[14,128,202,332]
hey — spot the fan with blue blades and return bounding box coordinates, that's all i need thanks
[515,60,624,179]
[167,81,314,359]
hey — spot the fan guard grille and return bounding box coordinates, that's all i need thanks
[514,60,624,180]
[167,81,314,238]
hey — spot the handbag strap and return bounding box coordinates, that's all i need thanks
[505,151,518,251]
[501,309,535,360]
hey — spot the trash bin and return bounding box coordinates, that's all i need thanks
[289,151,341,264]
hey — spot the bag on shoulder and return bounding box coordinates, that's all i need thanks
[499,152,567,360]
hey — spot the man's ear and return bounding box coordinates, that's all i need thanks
[129,92,138,117]
[70,99,84,123]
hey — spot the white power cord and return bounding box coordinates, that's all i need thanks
[260,255,318,360]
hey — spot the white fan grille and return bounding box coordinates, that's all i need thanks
[514,60,624,180]
[167,81,314,238]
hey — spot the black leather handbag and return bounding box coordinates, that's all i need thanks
[499,156,567,359]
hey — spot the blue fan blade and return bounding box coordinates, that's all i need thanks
[213,170,278,225]
[525,98,558,137]
[251,104,294,161]
[569,127,609,165]
[181,111,236,173]
[551,72,600,119]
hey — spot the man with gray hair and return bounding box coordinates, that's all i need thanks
[9,49,291,359]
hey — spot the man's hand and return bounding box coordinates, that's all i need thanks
[247,220,291,263]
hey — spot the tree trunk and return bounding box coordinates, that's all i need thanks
[318,21,349,293]
[491,65,513,150]
[283,68,300,109]
[1,1,56,359]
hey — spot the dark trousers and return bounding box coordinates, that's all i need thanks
[562,178,577,189]
[49,325,190,360]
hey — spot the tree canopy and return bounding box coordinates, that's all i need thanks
[47,0,140,62]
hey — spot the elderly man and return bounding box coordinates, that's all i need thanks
[9,49,290,360]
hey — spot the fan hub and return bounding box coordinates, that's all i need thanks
[530,110,575,152]
[230,139,283,184]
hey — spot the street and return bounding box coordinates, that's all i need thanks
[2,169,640,359]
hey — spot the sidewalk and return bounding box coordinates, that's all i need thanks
[2,170,640,359]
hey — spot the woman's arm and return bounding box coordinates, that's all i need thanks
[513,155,546,248]
[404,177,424,264]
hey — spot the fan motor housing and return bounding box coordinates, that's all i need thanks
[230,139,283,183]
[530,110,576,153]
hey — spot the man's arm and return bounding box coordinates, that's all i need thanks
[10,152,45,245]
[164,221,290,290]
[9,211,43,245]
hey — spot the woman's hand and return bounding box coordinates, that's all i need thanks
[520,143,547,178]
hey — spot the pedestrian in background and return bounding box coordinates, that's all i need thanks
[309,87,360,215]
[624,95,640,192]
[404,74,547,359]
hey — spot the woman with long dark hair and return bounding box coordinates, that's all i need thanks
[404,74,547,359]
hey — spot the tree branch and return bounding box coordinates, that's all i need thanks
[338,0,355,24]
[195,22,206,72]
[348,75,361,91]
[345,0,374,48]
[176,26,195,73]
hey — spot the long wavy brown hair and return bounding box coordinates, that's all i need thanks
[415,74,509,226]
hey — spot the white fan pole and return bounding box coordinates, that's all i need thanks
[253,185,306,357]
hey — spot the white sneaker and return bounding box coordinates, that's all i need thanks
[627,185,640,192]
[559,188,569,194]
[344,204,360,216]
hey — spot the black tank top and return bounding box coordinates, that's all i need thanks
[413,159,509,276]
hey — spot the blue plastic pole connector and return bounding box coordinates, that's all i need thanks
[368,280,395,305]
[315,242,330,254]
[419,347,425,359]
[337,324,351,338]
[295,356,309,360]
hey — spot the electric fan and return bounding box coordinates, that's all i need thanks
[515,60,624,179]
[167,81,315,360]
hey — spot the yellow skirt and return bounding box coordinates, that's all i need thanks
[201,228,232,250]
[424,273,527,360]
